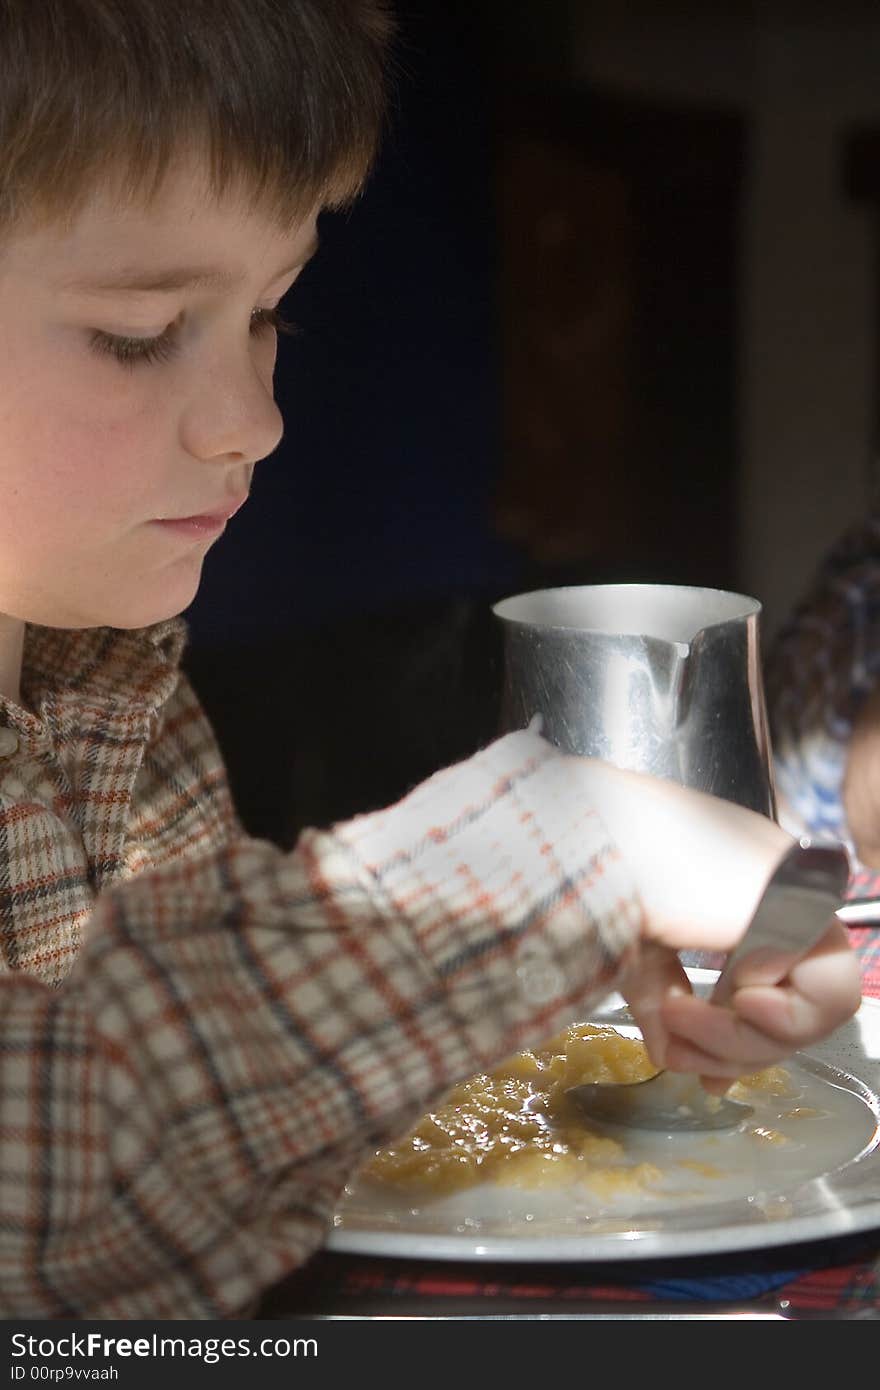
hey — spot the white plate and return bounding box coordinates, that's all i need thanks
[328,970,880,1262]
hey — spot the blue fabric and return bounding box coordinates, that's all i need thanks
[638,1269,806,1300]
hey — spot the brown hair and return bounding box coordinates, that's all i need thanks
[0,0,393,232]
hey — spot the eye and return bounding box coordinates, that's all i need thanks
[250,306,297,338]
[90,306,298,370]
[90,324,179,369]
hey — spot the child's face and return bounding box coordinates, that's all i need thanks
[0,157,319,631]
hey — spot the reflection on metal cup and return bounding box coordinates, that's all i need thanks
[492,582,776,818]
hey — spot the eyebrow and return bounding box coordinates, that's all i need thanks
[58,237,320,295]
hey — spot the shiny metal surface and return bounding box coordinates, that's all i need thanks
[567,1070,753,1132]
[492,582,777,816]
[709,837,851,1006]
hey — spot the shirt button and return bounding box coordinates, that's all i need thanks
[0,728,19,759]
[514,943,565,1005]
[516,960,565,1004]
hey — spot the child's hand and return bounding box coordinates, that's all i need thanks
[618,921,860,1088]
[574,757,862,1081]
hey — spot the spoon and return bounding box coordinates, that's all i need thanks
[567,837,850,1132]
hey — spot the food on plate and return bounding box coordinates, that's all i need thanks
[364,1022,795,1196]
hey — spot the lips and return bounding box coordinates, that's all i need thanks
[158,494,249,526]
[150,493,249,542]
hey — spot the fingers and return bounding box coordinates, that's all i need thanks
[771,920,864,1023]
[619,942,692,1068]
[730,928,862,1045]
[661,998,800,1077]
[659,923,862,1078]
[619,925,861,1085]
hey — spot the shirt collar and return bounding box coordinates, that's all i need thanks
[18,617,187,722]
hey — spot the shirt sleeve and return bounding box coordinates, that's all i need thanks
[0,731,641,1319]
[765,506,880,885]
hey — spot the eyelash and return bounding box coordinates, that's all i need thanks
[89,307,296,369]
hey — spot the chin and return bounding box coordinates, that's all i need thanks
[23,551,207,632]
[84,567,204,632]
[112,587,202,631]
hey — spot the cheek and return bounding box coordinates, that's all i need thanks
[3,366,174,522]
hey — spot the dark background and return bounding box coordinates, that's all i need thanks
[180,2,788,844]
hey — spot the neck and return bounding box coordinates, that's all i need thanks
[0,614,25,705]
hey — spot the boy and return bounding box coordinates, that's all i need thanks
[0,0,859,1318]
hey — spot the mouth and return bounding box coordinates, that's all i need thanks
[151,494,248,539]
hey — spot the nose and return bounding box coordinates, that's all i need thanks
[179,342,284,466]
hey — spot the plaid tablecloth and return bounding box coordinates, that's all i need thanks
[261,927,880,1320]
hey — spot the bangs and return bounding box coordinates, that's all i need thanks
[0,0,392,231]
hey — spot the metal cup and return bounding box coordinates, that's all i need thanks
[492,582,777,818]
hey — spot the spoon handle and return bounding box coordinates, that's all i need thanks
[711,837,850,1007]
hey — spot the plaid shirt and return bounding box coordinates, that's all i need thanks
[0,620,641,1318]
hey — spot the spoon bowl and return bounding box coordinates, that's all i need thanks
[567,1070,754,1132]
